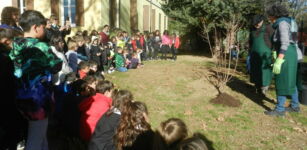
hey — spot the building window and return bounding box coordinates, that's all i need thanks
[62,0,76,27]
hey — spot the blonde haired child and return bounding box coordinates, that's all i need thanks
[66,38,80,72]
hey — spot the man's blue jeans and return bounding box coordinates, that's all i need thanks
[276,88,299,111]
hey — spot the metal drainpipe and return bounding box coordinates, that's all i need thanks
[20,0,24,14]
[149,0,152,32]
[116,0,120,28]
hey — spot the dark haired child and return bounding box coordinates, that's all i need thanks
[43,19,53,43]
[78,61,90,79]
[123,48,132,68]
[49,14,71,52]
[88,90,134,150]
[52,72,77,130]
[138,33,148,61]
[130,35,137,52]
[110,36,118,52]
[161,30,172,60]
[116,101,155,150]
[128,52,140,69]
[87,60,98,74]
[83,30,89,37]
[107,42,116,74]
[158,118,188,149]
[90,30,99,39]
[75,35,89,61]
[76,30,83,36]
[126,38,134,53]
[122,31,130,43]
[171,33,180,61]
[9,10,62,150]
[59,75,98,141]
[54,72,77,112]
[79,80,114,141]
[117,34,125,49]
[136,48,144,65]
[84,36,92,59]
[50,34,73,85]
[178,133,209,150]
[87,60,105,80]
[90,38,103,69]
[60,79,88,139]
[153,30,162,59]
[100,43,111,73]
[115,47,128,72]
[0,28,26,150]
[0,6,21,31]
[135,35,143,51]
[146,32,155,60]
[99,25,110,45]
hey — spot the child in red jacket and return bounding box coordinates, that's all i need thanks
[171,33,180,61]
[78,61,90,79]
[79,80,114,141]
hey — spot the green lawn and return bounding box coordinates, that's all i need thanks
[105,55,307,150]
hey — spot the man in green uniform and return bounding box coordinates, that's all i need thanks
[249,15,273,94]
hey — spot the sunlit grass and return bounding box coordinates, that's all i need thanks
[105,55,307,150]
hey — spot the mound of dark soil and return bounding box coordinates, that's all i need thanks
[210,93,241,107]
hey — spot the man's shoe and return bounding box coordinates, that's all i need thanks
[264,110,285,117]
[261,86,269,95]
[285,107,300,113]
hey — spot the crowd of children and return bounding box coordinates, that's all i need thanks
[0,7,211,150]
[62,24,181,74]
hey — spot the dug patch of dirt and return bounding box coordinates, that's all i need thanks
[210,93,241,107]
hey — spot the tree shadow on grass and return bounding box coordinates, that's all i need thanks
[227,77,276,111]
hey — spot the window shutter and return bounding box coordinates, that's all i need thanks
[25,0,34,10]
[51,0,59,18]
[143,5,150,31]
[12,0,18,8]
[109,0,117,28]
[76,0,84,26]
[151,9,155,31]
[130,0,138,32]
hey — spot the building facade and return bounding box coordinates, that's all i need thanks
[0,0,168,34]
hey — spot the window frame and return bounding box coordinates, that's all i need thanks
[18,0,26,14]
[60,0,76,27]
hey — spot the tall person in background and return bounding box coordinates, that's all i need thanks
[161,30,172,60]
[49,15,71,52]
[100,25,110,45]
[171,33,180,61]
[153,30,161,60]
